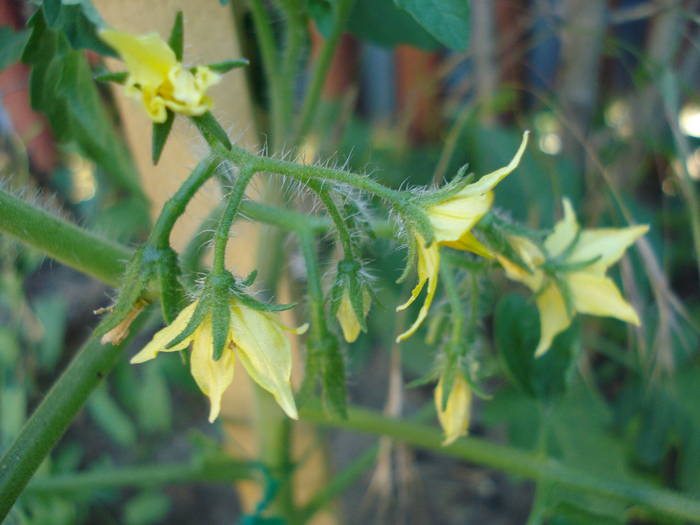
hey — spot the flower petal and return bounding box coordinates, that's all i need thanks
[100,30,176,89]
[567,272,641,325]
[456,130,529,196]
[569,225,649,274]
[497,236,544,291]
[435,372,471,446]
[427,191,493,245]
[534,284,572,357]
[229,304,298,419]
[336,288,362,343]
[189,317,236,422]
[544,198,578,257]
[130,301,198,364]
[441,231,493,258]
[396,239,440,342]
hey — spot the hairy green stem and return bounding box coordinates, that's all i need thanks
[0,310,140,519]
[27,459,255,493]
[212,168,257,272]
[295,0,354,144]
[310,182,356,258]
[0,189,131,287]
[217,143,404,204]
[300,404,700,522]
[298,231,329,342]
[150,156,220,249]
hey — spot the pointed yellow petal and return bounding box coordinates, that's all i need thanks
[229,304,298,419]
[534,284,572,357]
[567,272,640,325]
[189,317,236,422]
[457,130,529,196]
[569,225,649,274]
[396,234,432,311]
[100,30,176,89]
[435,372,471,446]
[497,236,544,291]
[396,240,440,342]
[130,301,198,364]
[427,191,493,245]
[441,231,493,258]
[544,198,579,257]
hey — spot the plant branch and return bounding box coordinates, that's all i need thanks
[0,188,131,287]
[300,404,700,523]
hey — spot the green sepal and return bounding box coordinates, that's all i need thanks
[233,291,297,312]
[342,198,375,241]
[328,273,346,316]
[241,269,258,287]
[94,70,129,84]
[100,247,154,333]
[404,202,434,246]
[405,369,439,388]
[425,306,449,345]
[152,110,175,165]
[157,247,186,324]
[165,294,210,349]
[210,290,231,361]
[439,349,459,412]
[347,273,368,333]
[476,217,530,272]
[442,250,492,273]
[321,336,348,419]
[191,112,231,150]
[168,11,184,61]
[205,59,250,73]
[414,167,475,207]
[396,232,416,284]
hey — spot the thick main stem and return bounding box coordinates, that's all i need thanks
[0,189,131,287]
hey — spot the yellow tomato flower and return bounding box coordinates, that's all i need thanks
[435,371,471,446]
[100,29,220,123]
[335,288,371,343]
[396,131,530,342]
[498,199,648,356]
[131,299,306,422]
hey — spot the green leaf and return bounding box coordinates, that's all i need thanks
[394,0,470,50]
[0,28,30,72]
[494,293,579,400]
[152,110,175,165]
[206,59,250,73]
[124,490,171,525]
[22,10,144,198]
[347,0,440,50]
[87,385,137,446]
[167,11,184,61]
[42,0,114,55]
[94,70,129,84]
[494,294,537,396]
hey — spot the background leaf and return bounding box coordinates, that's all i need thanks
[394,0,470,50]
